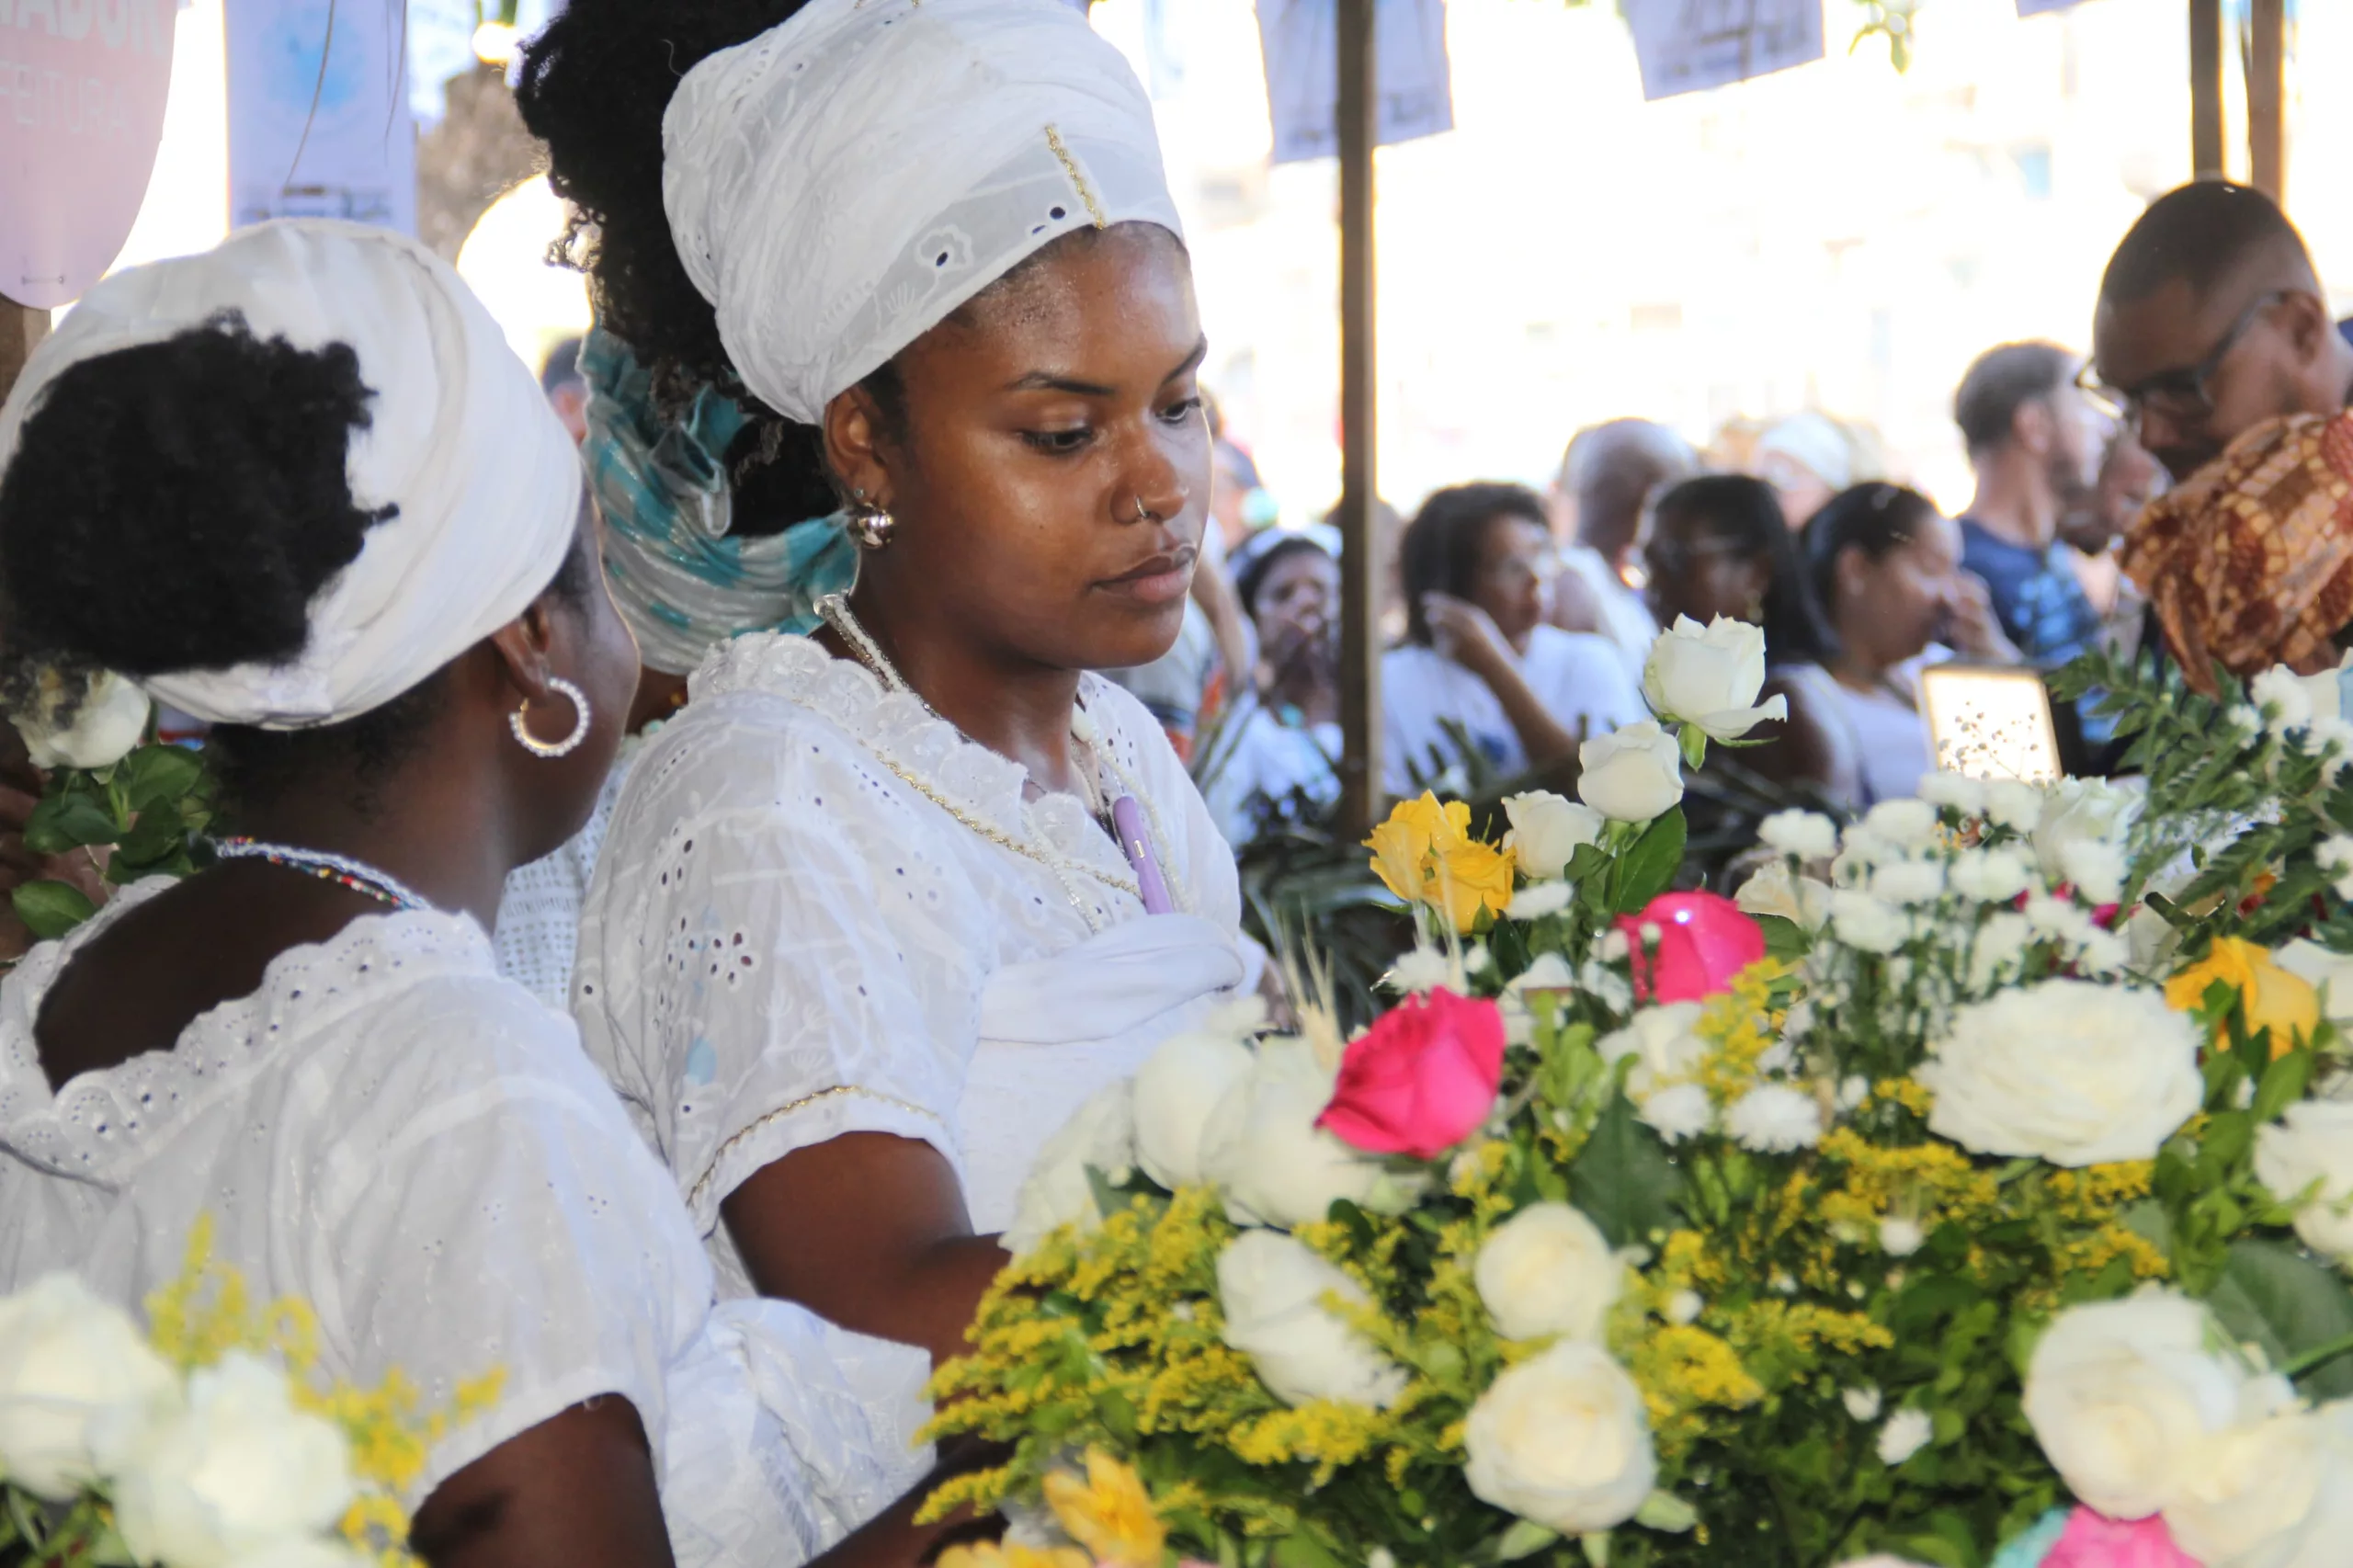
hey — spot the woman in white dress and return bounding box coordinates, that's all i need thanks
[1198,528,1345,847]
[0,223,941,1567]
[520,0,1259,1369]
[1382,482,1645,795]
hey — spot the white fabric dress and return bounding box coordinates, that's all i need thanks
[494,747,637,1010]
[572,632,1252,1297]
[1381,623,1645,795]
[0,881,931,1568]
[1199,699,1342,849]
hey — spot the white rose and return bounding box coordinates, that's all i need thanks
[1863,798,1939,850]
[1199,1038,1393,1229]
[1734,862,1829,931]
[1876,1408,1934,1467]
[2021,1290,2245,1519]
[1829,889,1906,954]
[1003,1081,1136,1257]
[2254,1100,2353,1265]
[1637,1082,1714,1143]
[1918,981,2200,1166]
[1916,771,1987,815]
[2163,1402,2347,1568]
[1724,1084,1823,1153]
[2031,778,2137,888]
[1597,1003,1708,1101]
[1758,808,1839,862]
[1502,791,1604,881]
[2278,939,2353,1026]
[1473,1203,1622,1343]
[1577,721,1684,824]
[1132,1020,1258,1191]
[2058,839,2127,905]
[1641,615,1789,743]
[1462,1342,1656,1535]
[1870,859,1946,907]
[0,1272,181,1501]
[1983,779,2044,830]
[113,1352,354,1568]
[1215,1231,1404,1408]
[1949,847,2033,905]
[10,668,151,772]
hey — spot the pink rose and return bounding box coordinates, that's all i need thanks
[2043,1508,2198,1568]
[1316,988,1505,1160]
[1614,892,1767,1005]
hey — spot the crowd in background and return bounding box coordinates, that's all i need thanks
[1082,175,2352,854]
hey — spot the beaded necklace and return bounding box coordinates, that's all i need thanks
[212,837,437,914]
[815,594,1188,927]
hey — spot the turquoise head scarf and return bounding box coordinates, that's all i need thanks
[581,327,858,675]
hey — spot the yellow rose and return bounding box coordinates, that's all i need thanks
[1365,793,1516,933]
[1041,1449,1165,1567]
[2165,937,2320,1057]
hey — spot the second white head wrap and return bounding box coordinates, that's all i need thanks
[0,220,584,731]
[662,0,1184,426]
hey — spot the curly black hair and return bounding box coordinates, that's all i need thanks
[0,314,592,813]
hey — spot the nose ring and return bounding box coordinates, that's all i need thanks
[1131,495,1154,523]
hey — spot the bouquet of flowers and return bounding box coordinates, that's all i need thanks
[924,619,2353,1568]
[0,1221,500,1568]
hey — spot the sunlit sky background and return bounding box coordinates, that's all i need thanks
[110,0,2353,521]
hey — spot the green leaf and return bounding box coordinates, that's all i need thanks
[1610,808,1688,916]
[1633,1491,1699,1533]
[116,744,203,814]
[22,791,121,854]
[1677,722,1708,770]
[2253,1050,2315,1125]
[1566,1093,1685,1247]
[2206,1239,2353,1400]
[1495,1519,1560,1561]
[1753,913,1809,965]
[1272,1530,1345,1568]
[12,879,96,940]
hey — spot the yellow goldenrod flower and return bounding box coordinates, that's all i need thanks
[2165,937,2318,1056]
[1042,1449,1166,1567]
[937,1543,1095,1568]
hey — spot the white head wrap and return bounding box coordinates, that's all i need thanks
[0,219,583,730]
[662,0,1184,426]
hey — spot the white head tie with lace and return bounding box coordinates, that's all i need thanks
[661,0,1184,426]
[0,219,582,731]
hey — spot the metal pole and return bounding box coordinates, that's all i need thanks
[2189,0,2225,179]
[0,301,47,402]
[1336,0,1381,839]
[2248,0,2285,200]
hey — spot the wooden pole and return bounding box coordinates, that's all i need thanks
[0,301,49,402]
[2189,0,2225,179]
[1336,0,1381,839]
[2247,0,2285,200]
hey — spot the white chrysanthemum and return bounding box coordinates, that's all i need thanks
[1871,859,1946,907]
[1917,771,1987,814]
[1843,1386,1883,1422]
[1724,1084,1823,1153]
[1829,890,1905,954]
[1864,798,1940,849]
[1639,1083,1714,1144]
[1758,808,1839,862]
[1983,779,2044,830]
[1876,1408,1934,1467]
[1879,1217,1925,1257]
[1949,847,2034,905]
[2322,835,2353,901]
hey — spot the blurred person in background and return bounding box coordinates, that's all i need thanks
[1807,483,2018,806]
[1641,474,1855,803]
[1750,411,1856,529]
[1548,418,1699,684]
[1322,494,1408,645]
[2091,182,2353,485]
[1198,528,1343,846]
[1383,482,1643,794]
[540,333,589,442]
[2059,430,2164,654]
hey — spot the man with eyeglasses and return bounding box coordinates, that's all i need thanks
[2088,181,2353,484]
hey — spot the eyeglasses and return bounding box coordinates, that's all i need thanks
[2078,290,2289,427]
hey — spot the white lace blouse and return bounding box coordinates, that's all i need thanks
[573,632,1253,1292]
[0,881,930,1568]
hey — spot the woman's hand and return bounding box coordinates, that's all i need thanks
[1421,592,1517,679]
[1946,572,2022,665]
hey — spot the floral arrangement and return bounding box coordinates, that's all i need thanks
[926,619,2353,1568]
[0,1219,500,1568]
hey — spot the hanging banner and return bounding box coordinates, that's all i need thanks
[1625,0,1824,102]
[1256,0,1453,166]
[2016,0,2089,13]
[0,0,179,308]
[226,0,415,233]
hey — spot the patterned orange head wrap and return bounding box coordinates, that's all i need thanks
[2120,409,2353,696]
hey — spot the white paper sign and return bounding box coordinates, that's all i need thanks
[1255,0,1453,167]
[1625,0,1824,103]
[226,0,415,233]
